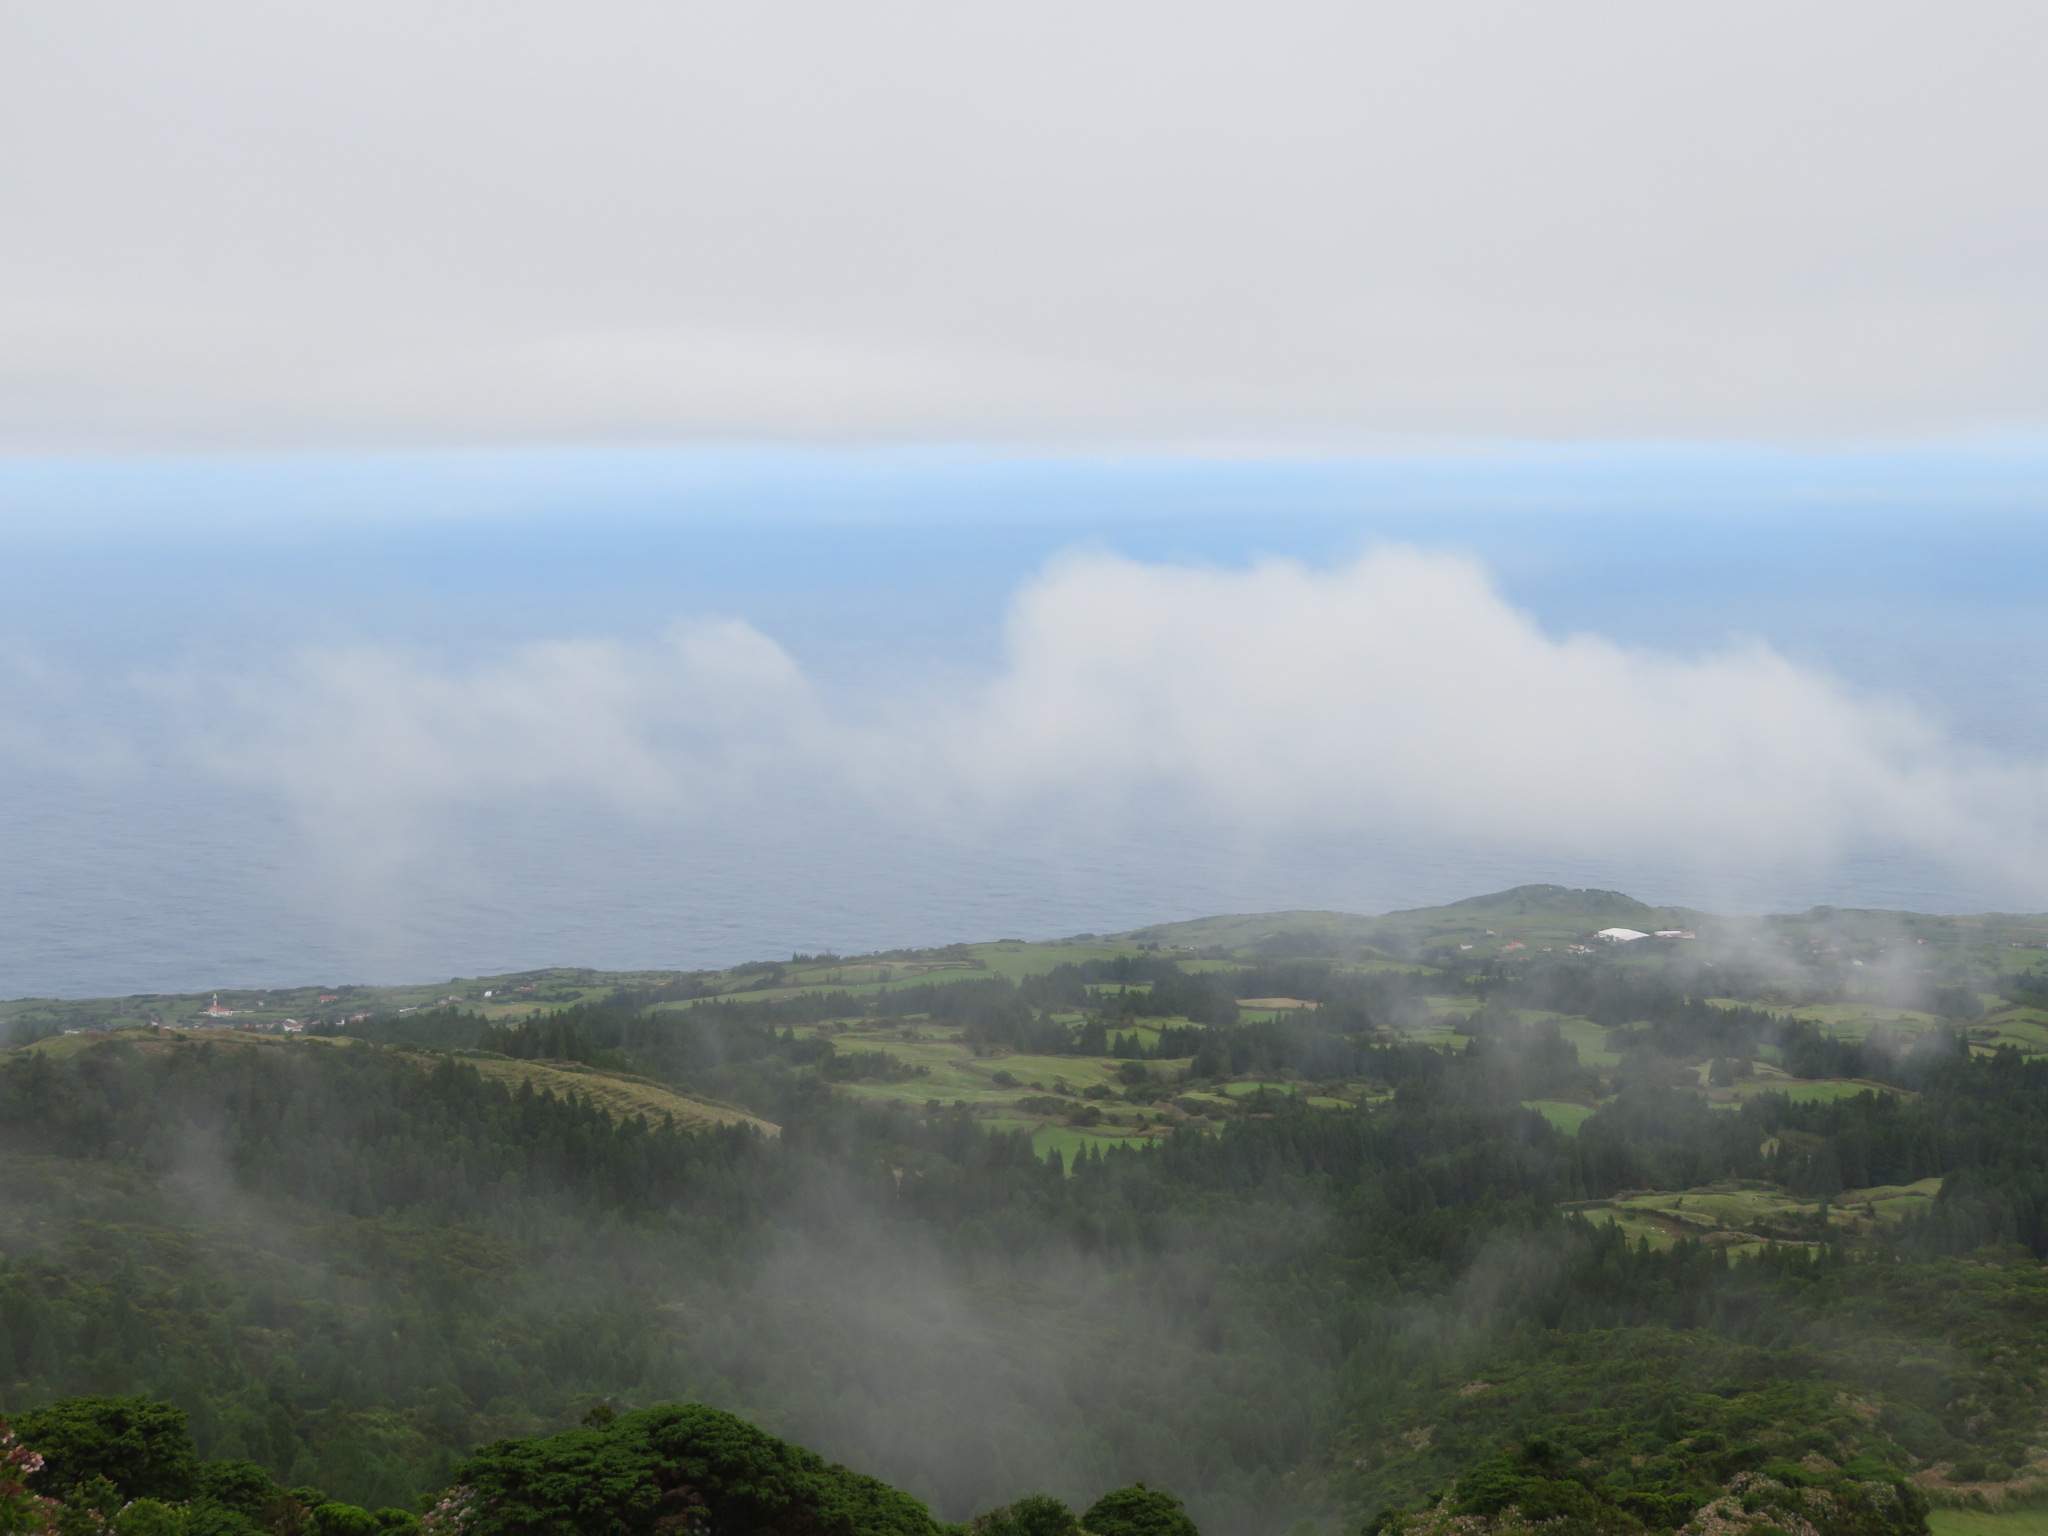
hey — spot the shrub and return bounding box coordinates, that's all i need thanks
[17,1397,199,1503]
[437,1402,945,1536]
[969,1493,1080,1536]
[1080,1484,1199,1536]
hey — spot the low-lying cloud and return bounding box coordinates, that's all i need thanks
[208,547,2048,907]
[207,620,830,884]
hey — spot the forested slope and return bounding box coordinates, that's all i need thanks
[6,889,2048,1535]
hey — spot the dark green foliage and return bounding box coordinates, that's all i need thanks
[304,1502,417,1535]
[187,1501,269,1536]
[1081,1485,1199,1536]
[471,1018,639,1074]
[1398,1445,1921,1536]
[968,1493,1080,1536]
[19,1394,199,1501]
[337,1010,492,1054]
[193,1458,283,1516]
[8,1398,394,1535]
[1349,1326,1936,1536]
[0,1035,769,1221]
[311,1503,384,1536]
[448,1402,944,1536]
[1449,1445,1636,1534]
[55,1475,129,1533]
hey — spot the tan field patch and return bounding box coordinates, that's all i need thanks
[1565,1177,1941,1250]
[451,1053,778,1135]
[18,1027,775,1137]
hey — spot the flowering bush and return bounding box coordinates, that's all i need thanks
[417,1486,476,1536]
[0,1422,58,1536]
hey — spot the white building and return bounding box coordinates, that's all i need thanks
[1595,927,1649,942]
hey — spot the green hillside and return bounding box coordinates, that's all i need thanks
[7,886,2048,1535]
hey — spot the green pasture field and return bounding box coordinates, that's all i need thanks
[1980,1010,2048,1054]
[454,1053,778,1135]
[1568,1188,1784,1251]
[1577,1204,1709,1250]
[1219,1080,1300,1097]
[845,1072,1011,1107]
[1031,1124,1158,1166]
[1777,1003,1942,1039]
[1842,1176,1944,1215]
[27,1025,347,1061]
[755,937,1152,996]
[1098,1022,1171,1047]
[1524,1100,1597,1134]
[24,1025,155,1059]
[1787,1079,1901,1102]
[977,1114,1044,1133]
[1555,1016,1621,1068]
[1932,1508,2048,1536]
[838,1073,1013,1108]
[828,1041,1182,1112]
[1718,1077,1902,1105]
[964,941,1134,978]
[1985,1004,2048,1025]
[1113,909,1372,951]
[1403,1023,1474,1051]
[685,966,978,1005]
[993,1053,1128,1089]
[1704,996,1949,1040]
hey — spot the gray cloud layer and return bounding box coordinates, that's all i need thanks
[4,2,2045,447]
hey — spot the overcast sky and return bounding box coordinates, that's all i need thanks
[4,0,2045,450]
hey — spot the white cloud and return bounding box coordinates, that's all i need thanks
[210,548,2048,903]
[1,1,2044,447]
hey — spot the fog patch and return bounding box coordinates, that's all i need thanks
[638,1173,1338,1531]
